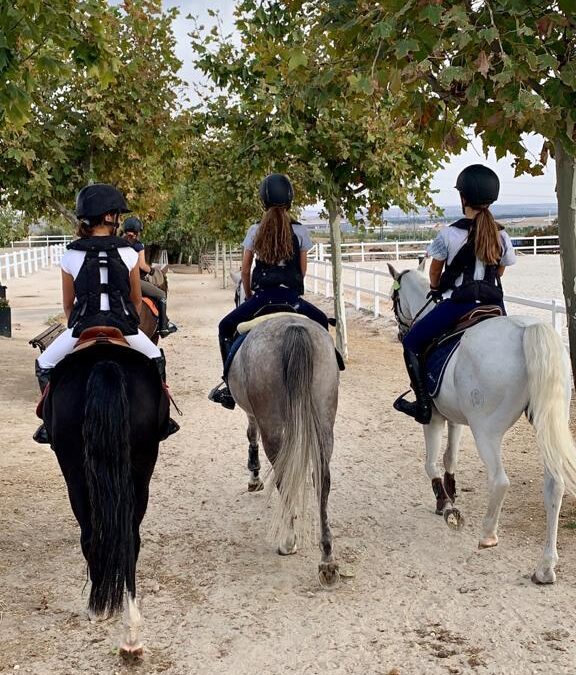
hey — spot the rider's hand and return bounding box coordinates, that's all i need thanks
[427,287,443,302]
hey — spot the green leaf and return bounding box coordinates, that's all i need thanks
[419,5,443,26]
[395,39,419,58]
[288,50,308,71]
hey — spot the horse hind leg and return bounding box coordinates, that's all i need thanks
[318,458,340,588]
[246,415,264,492]
[532,468,564,584]
[472,428,509,548]
[119,591,143,660]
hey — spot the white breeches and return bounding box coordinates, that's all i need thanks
[37,328,162,368]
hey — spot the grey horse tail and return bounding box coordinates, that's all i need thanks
[272,324,324,544]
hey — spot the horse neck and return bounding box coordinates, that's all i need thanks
[405,275,432,319]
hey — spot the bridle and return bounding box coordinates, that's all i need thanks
[390,270,436,340]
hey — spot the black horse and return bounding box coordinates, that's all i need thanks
[42,341,169,656]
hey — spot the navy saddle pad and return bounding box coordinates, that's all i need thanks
[425,335,461,398]
[223,333,247,379]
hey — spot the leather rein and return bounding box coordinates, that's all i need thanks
[391,271,436,339]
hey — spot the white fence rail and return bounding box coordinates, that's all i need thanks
[11,235,73,248]
[0,244,66,284]
[311,235,560,263]
[305,260,566,335]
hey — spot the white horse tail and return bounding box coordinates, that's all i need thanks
[524,323,576,493]
[270,323,323,545]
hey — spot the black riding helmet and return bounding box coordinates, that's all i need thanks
[123,216,143,233]
[75,183,130,220]
[259,173,294,209]
[455,165,500,207]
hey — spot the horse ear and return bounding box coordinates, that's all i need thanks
[387,263,400,280]
[417,256,427,273]
[230,270,241,284]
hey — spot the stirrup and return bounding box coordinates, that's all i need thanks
[33,424,50,444]
[393,391,431,425]
[159,322,178,338]
[208,382,236,410]
[160,417,180,441]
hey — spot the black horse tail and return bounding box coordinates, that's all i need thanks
[83,361,135,617]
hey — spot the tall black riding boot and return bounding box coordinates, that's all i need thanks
[151,352,180,438]
[33,360,52,444]
[157,298,177,337]
[208,336,236,410]
[393,349,432,424]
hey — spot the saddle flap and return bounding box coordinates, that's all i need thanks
[237,311,308,335]
[73,326,130,352]
[453,305,503,332]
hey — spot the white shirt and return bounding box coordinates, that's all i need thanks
[60,247,138,311]
[427,220,516,299]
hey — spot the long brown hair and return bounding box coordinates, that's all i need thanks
[253,206,294,264]
[472,206,502,265]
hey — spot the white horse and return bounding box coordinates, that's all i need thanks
[388,260,576,584]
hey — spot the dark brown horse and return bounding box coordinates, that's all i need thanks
[139,266,168,344]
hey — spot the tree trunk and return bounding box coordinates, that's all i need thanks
[327,197,348,359]
[555,140,576,384]
[222,242,227,289]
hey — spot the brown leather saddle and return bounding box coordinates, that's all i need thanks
[73,326,130,352]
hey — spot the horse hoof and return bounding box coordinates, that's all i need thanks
[444,508,465,531]
[318,562,340,588]
[248,479,264,492]
[531,571,556,585]
[277,543,297,556]
[478,537,498,549]
[119,645,144,662]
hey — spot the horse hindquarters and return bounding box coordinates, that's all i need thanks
[83,361,136,617]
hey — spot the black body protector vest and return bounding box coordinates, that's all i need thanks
[251,225,304,296]
[437,218,503,305]
[67,236,140,337]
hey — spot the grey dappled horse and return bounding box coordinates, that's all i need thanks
[389,261,576,584]
[227,314,340,586]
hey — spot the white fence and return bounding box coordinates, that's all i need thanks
[0,244,66,284]
[310,235,560,263]
[11,235,73,248]
[305,260,566,335]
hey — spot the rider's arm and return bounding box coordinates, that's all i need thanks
[129,264,143,314]
[62,270,75,320]
[242,249,254,299]
[300,250,308,277]
[498,265,506,277]
[138,249,151,275]
[429,258,445,288]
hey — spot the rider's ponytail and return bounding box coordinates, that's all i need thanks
[253,206,294,265]
[473,207,502,265]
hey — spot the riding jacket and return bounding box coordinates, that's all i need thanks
[65,236,140,337]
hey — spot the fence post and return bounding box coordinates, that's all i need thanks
[533,236,537,255]
[27,249,32,273]
[361,242,365,263]
[313,261,318,295]
[355,268,361,310]
[318,243,325,262]
[20,250,26,275]
[4,254,10,280]
[373,268,379,318]
[395,241,400,260]
[551,299,562,334]
[33,248,38,272]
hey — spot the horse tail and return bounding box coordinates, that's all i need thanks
[271,324,324,544]
[83,361,135,617]
[524,323,576,494]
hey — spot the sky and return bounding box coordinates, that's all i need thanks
[164,0,557,208]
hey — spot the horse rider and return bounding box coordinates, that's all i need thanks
[394,164,516,425]
[33,183,179,443]
[122,217,177,338]
[208,173,329,409]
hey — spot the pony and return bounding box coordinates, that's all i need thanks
[42,341,169,655]
[388,260,576,584]
[139,265,169,344]
[227,314,340,586]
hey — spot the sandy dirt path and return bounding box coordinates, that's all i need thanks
[1,266,576,675]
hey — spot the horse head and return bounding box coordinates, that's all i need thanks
[230,270,245,307]
[387,260,430,341]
